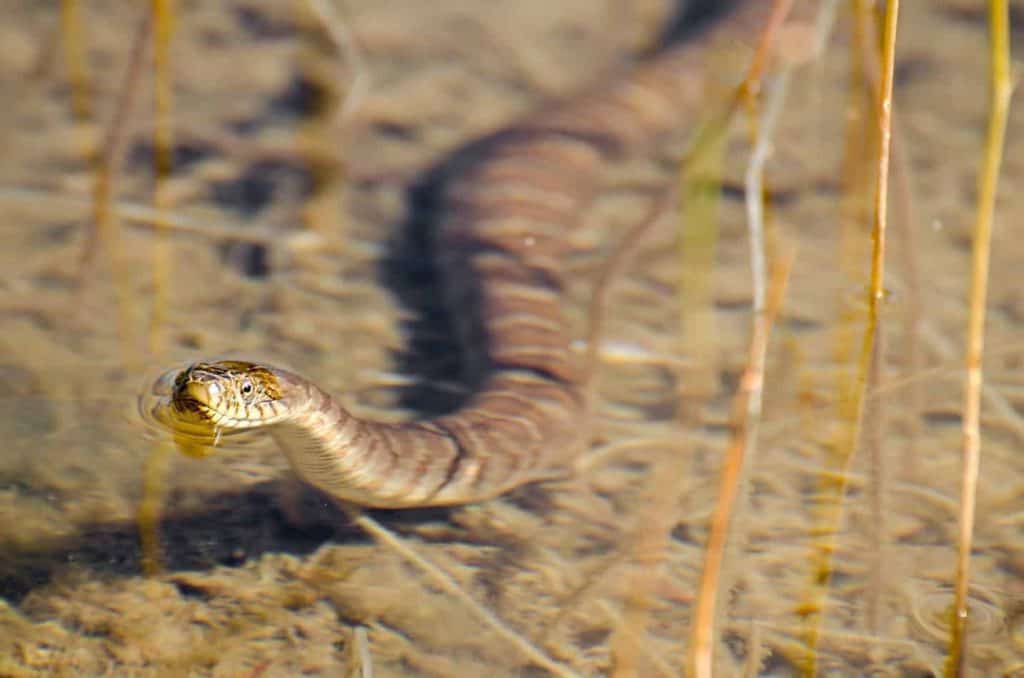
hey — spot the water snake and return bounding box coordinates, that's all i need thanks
[143,0,778,508]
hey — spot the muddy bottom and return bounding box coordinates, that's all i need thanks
[0,1,1022,675]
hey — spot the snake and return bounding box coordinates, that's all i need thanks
[143,0,777,509]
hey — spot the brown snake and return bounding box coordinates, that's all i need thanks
[144,1,776,509]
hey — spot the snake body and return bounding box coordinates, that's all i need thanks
[146,1,773,508]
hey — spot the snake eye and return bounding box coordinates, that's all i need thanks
[240,380,254,396]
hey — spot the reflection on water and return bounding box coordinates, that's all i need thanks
[1,0,1024,675]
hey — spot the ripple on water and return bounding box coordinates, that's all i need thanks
[909,580,1008,649]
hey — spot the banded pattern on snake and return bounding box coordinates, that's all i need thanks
[145,0,774,508]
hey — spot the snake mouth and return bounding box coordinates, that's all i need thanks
[140,363,260,437]
[171,379,223,419]
[169,361,291,429]
[172,394,221,424]
[170,392,259,430]
[141,382,221,437]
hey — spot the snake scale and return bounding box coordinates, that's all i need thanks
[145,0,776,508]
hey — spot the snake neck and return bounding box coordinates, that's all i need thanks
[272,372,582,508]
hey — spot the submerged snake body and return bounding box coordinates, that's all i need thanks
[151,2,772,508]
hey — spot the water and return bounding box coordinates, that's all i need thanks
[0,1,1022,675]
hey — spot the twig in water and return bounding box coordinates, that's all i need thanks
[148,0,177,356]
[690,56,793,676]
[353,626,374,678]
[342,506,579,678]
[302,0,369,126]
[77,7,152,370]
[800,1,899,672]
[60,0,93,123]
[946,1,1013,674]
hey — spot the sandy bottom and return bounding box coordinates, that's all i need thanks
[0,1,1022,675]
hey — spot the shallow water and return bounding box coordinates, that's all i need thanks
[1,1,1023,675]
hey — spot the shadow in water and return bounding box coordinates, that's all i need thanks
[378,0,745,416]
[0,480,455,605]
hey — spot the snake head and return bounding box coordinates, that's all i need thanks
[169,360,288,429]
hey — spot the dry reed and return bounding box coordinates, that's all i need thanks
[59,0,92,123]
[75,7,151,370]
[689,46,793,677]
[946,0,1012,674]
[800,0,899,672]
[148,0,177,356]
